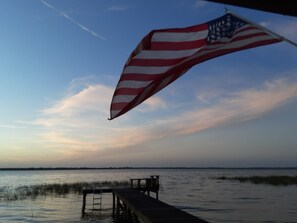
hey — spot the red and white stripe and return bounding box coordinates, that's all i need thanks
[110,14,281,119]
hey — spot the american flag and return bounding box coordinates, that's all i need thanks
[110,13,282,120]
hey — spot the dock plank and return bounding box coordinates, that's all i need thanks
[113,188,208,223]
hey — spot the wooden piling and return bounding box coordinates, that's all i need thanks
[112,193,116,216]
[82,191,86,216]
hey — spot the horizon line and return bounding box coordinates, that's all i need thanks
[1,166,297,171]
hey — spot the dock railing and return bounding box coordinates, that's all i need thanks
[82,176,160,216]
[130,175,159,199]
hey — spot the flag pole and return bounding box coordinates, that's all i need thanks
[228,10,297,48]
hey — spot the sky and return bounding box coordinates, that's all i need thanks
[1,0,297,168]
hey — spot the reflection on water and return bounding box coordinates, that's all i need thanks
[1,169,297,223]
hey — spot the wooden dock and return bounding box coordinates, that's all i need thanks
[113,188,208,223]
[82,175,208,223]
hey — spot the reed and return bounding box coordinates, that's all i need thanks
[217,175,297,186]
[0,180,129,201]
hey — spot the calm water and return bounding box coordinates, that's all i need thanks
[0,168,297,223]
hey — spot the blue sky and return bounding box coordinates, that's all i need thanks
[1,0,297,168]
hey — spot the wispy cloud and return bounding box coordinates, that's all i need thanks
[0,124,26,129]
[196,89,222,104]
[41,84,111,117]
[30,77,166,155]
[108,6,129,11]
[195,0,208,8]
[31,75,297,161]
[260,19,297,41]
[161,78,297,135]
[34,84,112,129]
[138,97,167,112]
[36,77,166,126]
[40,0,106,40]
[272,20,297,41]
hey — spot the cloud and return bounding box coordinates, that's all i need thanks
[195,0,208,8]
[40,131,88,149]
[42,85,111,116]
[40,0,106,40]
[138,97,167,112]
[37,77,167,125]
[161,78,297,135]
[31,76,297,162]
[272,20,297,41]
[259,21,270,27]
[108,6,129,11]
[260,19,297,41]
[34,84,112,129]
[33,78,167,154]
[0,124,26,129]
[196,89,222,104]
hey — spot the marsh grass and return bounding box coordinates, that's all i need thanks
[0,180,129,201]
[217,175,297,186]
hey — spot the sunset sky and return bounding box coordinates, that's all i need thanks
[1,0,297,168]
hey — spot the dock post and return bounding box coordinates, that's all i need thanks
[82,191,86,217]
[156,175,159,200]
[116,196,120,219]
[112,192,115,216]
[123,203,127,220]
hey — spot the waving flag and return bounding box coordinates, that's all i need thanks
[109,13,282,120]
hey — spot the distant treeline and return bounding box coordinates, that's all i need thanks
[217,175,297,186]
[1,167,297,171]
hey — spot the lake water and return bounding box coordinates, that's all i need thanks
[0,168,297,223]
